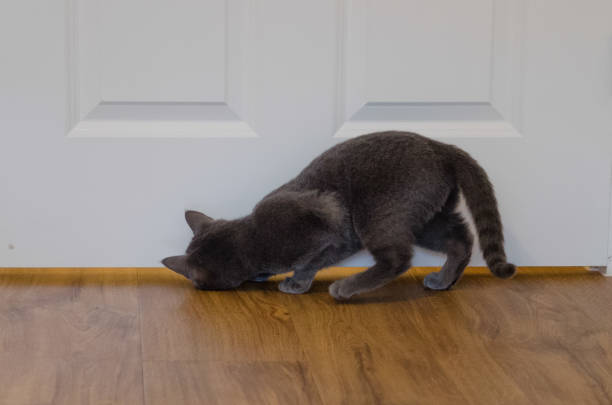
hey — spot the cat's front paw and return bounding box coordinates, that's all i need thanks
[278,277,312,294]
[329,280,353,301]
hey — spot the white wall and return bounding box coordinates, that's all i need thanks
[0,0,610,268]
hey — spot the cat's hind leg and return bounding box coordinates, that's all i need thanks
[328,221,414,300]
[328,183,453,300]
[417,210,473,291]
[329,244,413,300]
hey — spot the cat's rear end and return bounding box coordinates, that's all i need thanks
[283,131,516,299]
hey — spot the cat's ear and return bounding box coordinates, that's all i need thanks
[161,255,191,279]
[185,210,213,234]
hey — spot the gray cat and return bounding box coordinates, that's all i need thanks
[162,131,515,300]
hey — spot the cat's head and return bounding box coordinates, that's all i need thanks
[161,210,250,290]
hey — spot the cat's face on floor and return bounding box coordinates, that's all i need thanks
[162,254,244,290]
[162,211,249,290]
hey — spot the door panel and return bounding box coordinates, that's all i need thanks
[97,0,226,102]
[336,0,524,138]
[0,0,610,269]
[366,0,493,103]
[68,0,254,138]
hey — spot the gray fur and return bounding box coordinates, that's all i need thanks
[162,131,516,300]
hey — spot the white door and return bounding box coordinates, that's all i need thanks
[0,0,610,270]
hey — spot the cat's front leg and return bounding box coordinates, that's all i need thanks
[278,269,318,294]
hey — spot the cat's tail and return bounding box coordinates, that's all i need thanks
[450,147,516,279]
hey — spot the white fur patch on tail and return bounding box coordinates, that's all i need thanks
[455,191,479,264]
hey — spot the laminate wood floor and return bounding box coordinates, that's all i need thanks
[0,267,610,404]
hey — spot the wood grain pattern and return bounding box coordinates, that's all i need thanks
[143,360,321,405]
[0,267,611,404]
[137,270,304,362]
[0,269,143,405]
